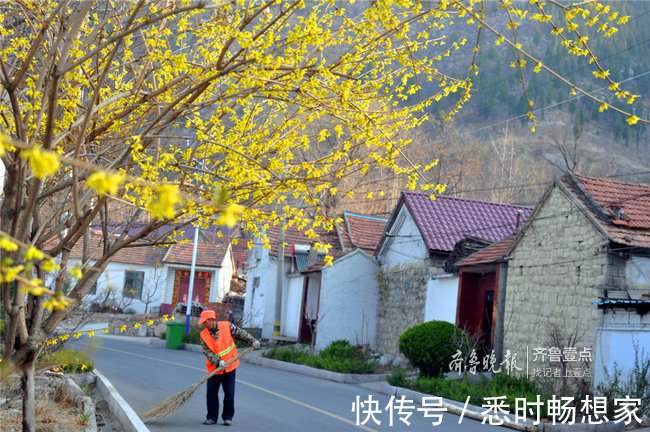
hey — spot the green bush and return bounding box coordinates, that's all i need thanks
[263,340,378,374]
[399,320,469,378]
[320,340,359,360]
[39,348,95,373]
[182,325,203,345]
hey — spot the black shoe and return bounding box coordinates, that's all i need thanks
[224,420,232,426]
[203,419,217,425]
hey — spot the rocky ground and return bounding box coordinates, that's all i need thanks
[0,373,125,432]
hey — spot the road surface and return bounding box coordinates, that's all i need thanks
[71,335,512,432]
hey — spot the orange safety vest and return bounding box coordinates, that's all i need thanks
[200,321,239,374]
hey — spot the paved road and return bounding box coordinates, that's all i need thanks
[71,335,512,432]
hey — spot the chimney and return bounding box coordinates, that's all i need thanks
[516,210,523,230]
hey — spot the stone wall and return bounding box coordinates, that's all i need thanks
[376,260,444,362]
[503,186,609,391]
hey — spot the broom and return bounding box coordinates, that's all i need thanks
[139,346,255,423]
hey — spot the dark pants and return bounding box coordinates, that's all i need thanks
[206,369,236,422]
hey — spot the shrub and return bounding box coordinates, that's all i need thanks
[182,325,203,345]
[320,340,360,360]
[596,342,650,417]
[39,348,94,373]
[399,320,469,378]
[263,340,378,374]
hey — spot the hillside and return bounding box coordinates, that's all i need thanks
[327,1,649,217]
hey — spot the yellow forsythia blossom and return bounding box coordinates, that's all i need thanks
[25,245,44,261]
[145,184,181,219]
[218,204,244,228]
[21,284,48,296]
[70,267,83,279]
[20,147,61,179]
[0,236,18,251]
[86,170,125,196]
[42,258,60,272]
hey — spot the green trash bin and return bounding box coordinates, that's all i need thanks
[166,322,185,349]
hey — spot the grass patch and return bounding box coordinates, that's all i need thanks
[388,371,550,417]
[262,340,378,374]
[38,348,94,373]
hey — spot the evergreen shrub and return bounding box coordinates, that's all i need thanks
[398,320,469,378]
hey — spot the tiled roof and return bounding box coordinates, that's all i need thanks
[65,231,166,266]
[163,235,231,267]
[562,174,650,248]
[341,212,387,253]
[265,224,343,258]
[398,192,533,252]
[456,232,518,267]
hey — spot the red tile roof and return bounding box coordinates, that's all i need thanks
[456,232,518,267]
[162,234,231,267]
[390,192,532,253]
[65,230,166,266]
[63,228,231,268]
[562,174,650,248]
[340,212,387,253]
[265,224,343,258]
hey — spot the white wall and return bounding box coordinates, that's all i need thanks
[80,261,162,315]
[425,274,459,323]
[213,248,234,302]
[283,274,304,339]
[594,311,650,387]
[378,206,428,268]
[243,241,293,337]
[316,250,379,350]
[242,241,271,328]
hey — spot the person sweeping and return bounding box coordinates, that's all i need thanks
[198,309,260,426]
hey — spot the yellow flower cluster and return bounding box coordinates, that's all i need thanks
[42,315,175,346]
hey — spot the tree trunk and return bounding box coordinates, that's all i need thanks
[21,357,36,432]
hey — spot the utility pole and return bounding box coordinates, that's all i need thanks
[274,226,284,337]
[185,226,200,333]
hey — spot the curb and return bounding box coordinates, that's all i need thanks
[93,369,150,432]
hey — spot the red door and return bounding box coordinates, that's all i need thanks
[178,276,208,304]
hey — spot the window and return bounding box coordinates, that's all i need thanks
[123,271,144,299]
[88,280,98,296]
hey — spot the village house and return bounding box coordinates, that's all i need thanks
[374,191,533,362]
[64,227,235,315]
[494,173,650,389]
[243,212,387,349]
[455,231,520,361]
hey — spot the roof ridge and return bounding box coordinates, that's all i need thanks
[343,211,388,221]
[403,191,531,208]
[573,173,650,188]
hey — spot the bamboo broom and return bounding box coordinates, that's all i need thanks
[139,346,255,423]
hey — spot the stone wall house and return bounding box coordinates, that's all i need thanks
[374,192,532,361]
[455,231,520,361]
[501,174,650,390]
